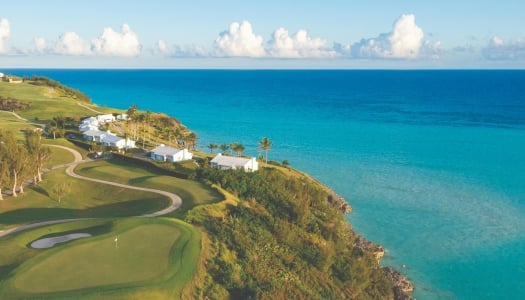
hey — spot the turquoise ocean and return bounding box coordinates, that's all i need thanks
[8,69,525,299]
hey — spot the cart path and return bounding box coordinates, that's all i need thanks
[0,145,182,238]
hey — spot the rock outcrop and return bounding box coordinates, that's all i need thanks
[382,266,415,300]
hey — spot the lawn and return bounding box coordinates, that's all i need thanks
[0,81,115,123]
[0,218,200,299]
[0,168,170,229]
[75,159,224,217]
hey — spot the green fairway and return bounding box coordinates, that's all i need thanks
[75,159,223,216]
[0,81,114,122]
[0,218,200,299]
[0,168,170,229]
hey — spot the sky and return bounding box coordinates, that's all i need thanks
[1,0,524,68]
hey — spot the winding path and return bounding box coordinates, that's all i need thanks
[0,145,182,238]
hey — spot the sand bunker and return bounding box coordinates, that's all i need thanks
[31,233,92,249]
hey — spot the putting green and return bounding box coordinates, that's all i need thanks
[13,223,181,293]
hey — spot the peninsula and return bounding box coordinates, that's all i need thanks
[0,75,412,299]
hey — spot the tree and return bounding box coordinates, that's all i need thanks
[184,132,197,150]
[0,145,9,200]
[258,137,272,164]
[208,143,218,153]
[127,104,138,120]
[52,182,71,204]
[48,124,58,140]
[219,144,229,154]
[231,143,245,156]
[25,130,51,183]
[1,131,27,197]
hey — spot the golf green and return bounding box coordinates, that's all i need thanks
[13,223,181,293]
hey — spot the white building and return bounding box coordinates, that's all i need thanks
[96,114,116,123]
[116,113,129,121]
[82,129,108,142]
[79,116,99,132]
[150,145,193,162]
[210,153,258,172]
[101,135,136,149]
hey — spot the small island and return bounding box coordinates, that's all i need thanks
[0,75,412,299]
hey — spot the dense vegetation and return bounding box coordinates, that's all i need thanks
[187,166,394,299]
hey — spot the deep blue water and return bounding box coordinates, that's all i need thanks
[8,69,525,299]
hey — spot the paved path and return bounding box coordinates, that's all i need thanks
[77,102,102,114]
[0,145,182,238]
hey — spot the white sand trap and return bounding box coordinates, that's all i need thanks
[30,233,92,249]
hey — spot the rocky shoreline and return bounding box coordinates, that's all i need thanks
[355,235,414,299]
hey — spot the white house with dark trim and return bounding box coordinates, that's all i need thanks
[150,145,193,162]
[101,135,136,149]
[210,153,258,172]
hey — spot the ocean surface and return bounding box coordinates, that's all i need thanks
[8,69,525,299]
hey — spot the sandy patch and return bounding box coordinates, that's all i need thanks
[31,233,92,249]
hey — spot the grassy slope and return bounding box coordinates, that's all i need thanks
[0,79,210,299]
[0,81,113,123]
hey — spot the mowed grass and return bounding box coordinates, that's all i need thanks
[0,218,200,299]
[75,159,224,217]
[0,168,170,228]
[0,81,114,122]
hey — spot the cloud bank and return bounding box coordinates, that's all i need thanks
[0,18,11,54]
[52,24,141,56]
[351,14,436,59]
[92,24,141,56]
[268,28,336,58]
[482,36,525,60]
[214,21,265,57]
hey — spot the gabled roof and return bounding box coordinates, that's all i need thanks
[151,145,183,156]
[101,135,123,144]
[82,129,106,137]
[211,154,252,167]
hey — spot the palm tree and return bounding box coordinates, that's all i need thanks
[232,143,245,156]
[208,143,218,153]
[219,144,229,154]
[258,137,272,164]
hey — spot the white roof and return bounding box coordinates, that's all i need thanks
[151,145,183,156]
[211,154,253,167]
[101,135,123,143]
[83,129,106,137]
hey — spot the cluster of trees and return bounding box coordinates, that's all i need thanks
[188,167,394,299]
[125,105,196,149]
[0,97,31,111]
[0,130,51,199]
[208,137,272,162]
[27,76,90,103]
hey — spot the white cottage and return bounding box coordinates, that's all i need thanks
[150,145,193,162]
[210,153,258,172]
[82,129,108,142]
[96,114,116,123]
[101,135,136,149]
[79,116,100,132]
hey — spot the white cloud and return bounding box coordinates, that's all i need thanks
[268,28,336,58]
[91,24,141,57]
[0,18,11,54]
[54,32,91,56]
[34,37,47,54]
[156,39,170,55]
[482,36,525,60]
[214,21,265,57]
[352,14,437,59]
